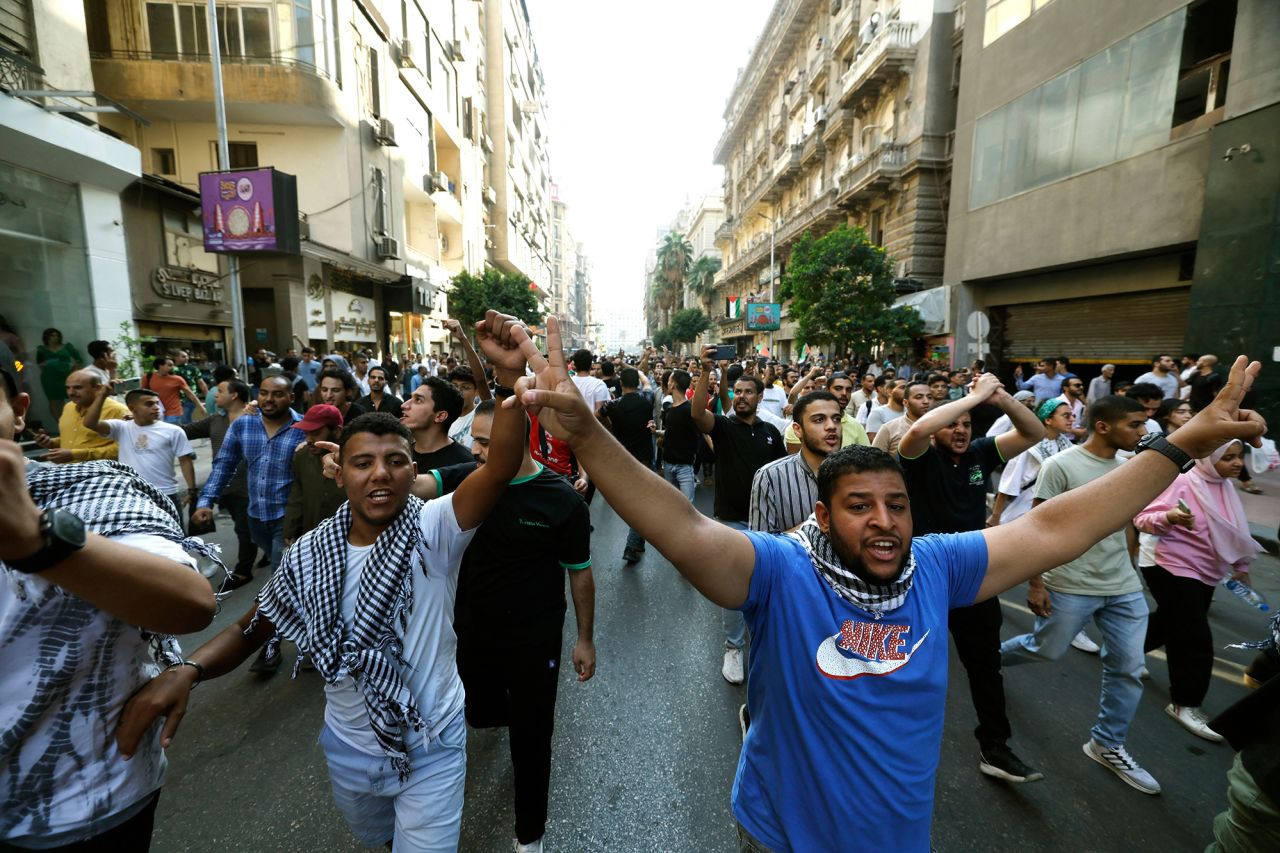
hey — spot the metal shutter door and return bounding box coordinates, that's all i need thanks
[996,288,1190,363]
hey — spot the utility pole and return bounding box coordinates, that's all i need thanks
[758,211,776,358]
[207,0,247,376]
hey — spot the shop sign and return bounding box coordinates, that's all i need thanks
[199,167,300,254]
[153,266,223,304]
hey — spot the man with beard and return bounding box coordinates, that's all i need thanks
[283,404,347,545]
[190,375,301,602]
[873,379,933,456]
[507,317,1265,851]
[356,365,403,416]
[750,391,842,534]
[783,372,869,453]
[115,313,536,852]
[691,345,785,686]
[897,373,1047,784]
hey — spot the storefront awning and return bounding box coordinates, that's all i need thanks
[894,286,948,335]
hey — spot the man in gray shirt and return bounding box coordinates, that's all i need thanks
[1135,354,1181,399]
[1001,394,1160,795]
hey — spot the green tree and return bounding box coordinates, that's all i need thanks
[667,308,711,345]
[447,268,544,327]
[651,326,675,351]
[778,224,922,356]
[654,231,693,327]
[686,255,722,315]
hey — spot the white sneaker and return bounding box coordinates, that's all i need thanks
[1082,739,1161,794]
[514,838,543,853]
[1070,630,1101,654]
[1165,704,1224,742]
[722,647,745,685]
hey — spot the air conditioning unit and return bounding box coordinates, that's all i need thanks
[298,214,311,241]
[449,40,464,61]
[397,38,417,68]
[423,173,440,193]
[376,236,401,260]
[433,170,451,193]
[483,186,497,204]
[815,105,828,123]
[375,117,398,146]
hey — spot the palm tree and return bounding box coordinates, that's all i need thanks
[655,232,693,327]
[686,255,723,317]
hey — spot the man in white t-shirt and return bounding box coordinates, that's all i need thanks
[864,378,907,441]
[116,311,536,851]
[569,349,611,414]
[758,364,789,421]
[84,386,196,510]
[0,341,217,850]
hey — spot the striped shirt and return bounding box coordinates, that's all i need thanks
[749,452,820,534]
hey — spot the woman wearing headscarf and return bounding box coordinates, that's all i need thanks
[1134,440,1263,741]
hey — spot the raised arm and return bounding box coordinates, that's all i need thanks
[978,357,1265,601]
[990,384,1047,461]
[451,311,533,531]
[513,319,756,608]
[447,318,492,402]
[689,346,717,434]
[788,365,822,405]
[81,381,114,437]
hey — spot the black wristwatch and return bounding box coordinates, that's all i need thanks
[1134,432,1195,473]
[7,508,87,574]
[492,383,516,399]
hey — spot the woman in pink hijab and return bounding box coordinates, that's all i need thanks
[1134,440,1263,742]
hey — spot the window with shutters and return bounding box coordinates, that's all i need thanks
[0,0,34,59]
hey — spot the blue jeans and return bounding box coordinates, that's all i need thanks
[318,712,466,850]
[163,414,183,425]
[181,398,196,424]
[664,462,696,503]
[1001,589,1149,748]
[720,519,750,650]
[247,515,286,574]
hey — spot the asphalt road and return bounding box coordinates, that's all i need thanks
[148,478,1276,852]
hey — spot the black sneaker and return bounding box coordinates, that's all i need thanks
[249,643,282,675]
[622,547,641,564]
[979,744,1044,783]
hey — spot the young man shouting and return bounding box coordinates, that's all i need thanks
[115,312,537,851]
[508,318,1265,851]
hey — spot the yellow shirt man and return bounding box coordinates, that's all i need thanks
[49,396,130,461]
[783,413,869,451]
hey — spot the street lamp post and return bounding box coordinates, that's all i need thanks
[757,211,776,358]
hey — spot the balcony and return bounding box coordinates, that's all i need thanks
[954,2,967,43]
[772,144,802,185]
[808,51,829,90]
[832,10,857,53]
[834,143,906,206]
[800,126,823,165]
[715,218,734,243]
[89,49,343,125]
[821,107,855,143]
[838,21,918,112]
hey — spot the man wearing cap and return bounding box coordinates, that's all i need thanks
[284,404,347,546]
[987,391,1037,437]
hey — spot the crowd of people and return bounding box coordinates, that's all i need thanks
[1,316,1276,852]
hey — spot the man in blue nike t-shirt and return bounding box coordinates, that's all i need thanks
[516,319,1266,853]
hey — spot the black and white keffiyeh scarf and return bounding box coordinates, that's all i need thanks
[13,460,227,664]
[790,515,916,616]
[251,496,430,779]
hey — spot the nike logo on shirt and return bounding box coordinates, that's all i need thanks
[815,621,929,680]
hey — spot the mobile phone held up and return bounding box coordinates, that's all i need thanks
[713,344,737,361]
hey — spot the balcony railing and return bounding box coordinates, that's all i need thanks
[90,48,333,82]
[839,21,918,107]
[835,143,906,204]
[772,143,802,182]
[3,44,148,125]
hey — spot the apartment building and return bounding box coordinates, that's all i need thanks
[713,0,960,360]
[548,188,594,350]
[682,195,726,314]
[946,0,1280,421]
[1,0,142,427]
[483,0,553,297]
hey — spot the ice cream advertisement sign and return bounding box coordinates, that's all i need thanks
[199,167,300,254]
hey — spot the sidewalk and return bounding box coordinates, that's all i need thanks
[1239,463,1280,554]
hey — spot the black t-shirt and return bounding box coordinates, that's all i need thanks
[604,378,622,399]
[662,401,699,465]
[899,436,1003,534]
[438,464,592,631]
[412,440,474,472]
[1187,370,1223,411]
[603,391,654,466]
[709,413,785,521]
[358,392,404,416]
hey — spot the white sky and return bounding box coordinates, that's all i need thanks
[525,0,776,333]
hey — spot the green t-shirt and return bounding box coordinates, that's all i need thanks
[1033,445,1143,596]
[175,363,203,392]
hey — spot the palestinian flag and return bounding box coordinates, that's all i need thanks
[726,296,741,318]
